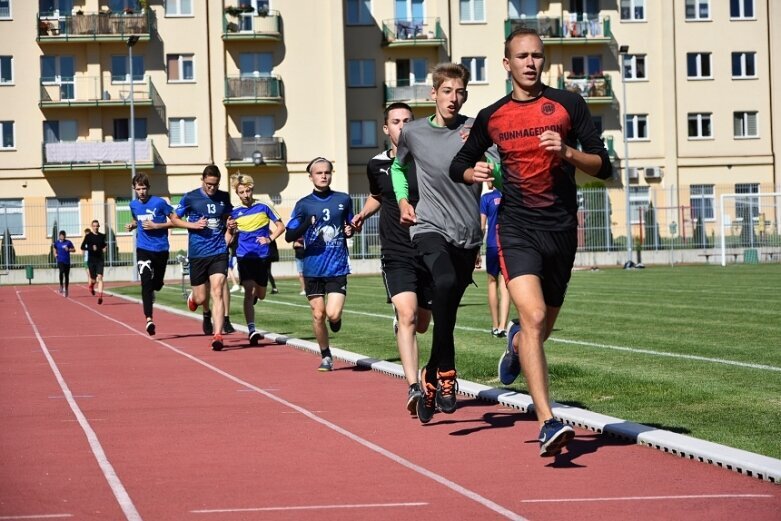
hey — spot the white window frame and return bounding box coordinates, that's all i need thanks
[0,0,11,19]
[346,0,372,25]
[167,53,195,82]
[0,56,12,85]
[730,0,754,20]
[690,184,715,222]
[623,54,646,81]
[461,56,487,83]
[349,120,377,148]
[686,52,711,80]
[508,0,538,19]
[46,198,81,238]
[460,0,485,23]
[168,117,197,147]
[0,199,24,238]
[396,0,426,21]
[347,59,375,87]
[685,0,710,21]
[165,0,193,17]
[620,0,645,21]
[735,183,760,221]
[111,54,145,84]
[1,121,16,150]
[628,186,650,224]
[733,111,758,139]
[731,52,756,79]
[625,114,648,141]
[687,113,713,140]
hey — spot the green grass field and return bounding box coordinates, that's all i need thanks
[114,264,781,459]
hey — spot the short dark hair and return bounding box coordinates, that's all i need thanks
[132,172,150,188]
[59,230,66,237]
[202,164,221,179]
[384,102,413,124]
[432,62,470,90]
[504,27,543,58]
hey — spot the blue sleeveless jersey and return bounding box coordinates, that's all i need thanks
[175,188,233,258]
[230,202,280,259]
[287,191,353,277]
[130,196,173,252]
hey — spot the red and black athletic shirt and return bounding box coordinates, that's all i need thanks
[451,86,612,231]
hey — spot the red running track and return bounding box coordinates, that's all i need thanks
[1,284,778,521]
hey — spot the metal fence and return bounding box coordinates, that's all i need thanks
[1,185,779,272]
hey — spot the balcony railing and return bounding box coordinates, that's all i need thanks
[384,82,433,106]
[40,75,157,107]
[42,139,157,170]
[505,15,611,43]
[37,10,153,42]
[558,75,613,103]
[224,75,283,104]
[226,137,286,165]
[222,9,281,40]
[382,18,446,46]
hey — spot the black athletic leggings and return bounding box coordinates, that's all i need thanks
[414,233,478,380]
[57,262,70,289]
[137,248,169,319]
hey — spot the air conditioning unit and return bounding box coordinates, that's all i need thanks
[627,167,640,181]
[644,166,663,179]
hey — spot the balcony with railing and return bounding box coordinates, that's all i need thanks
[40,75,160,108]
[222,7,281,41]
[384,81,434,107]
[37,9,153,42]
[558,74,613,104]
[226,137,286,167]
[382,18,446,47]
[42,139,158,171]
[224,75,283,105]
[505,15,612,44]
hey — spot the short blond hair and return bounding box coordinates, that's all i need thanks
[432,62,470,90]
[230,172,254,191]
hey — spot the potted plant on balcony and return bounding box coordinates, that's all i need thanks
[39,20,52,35]
[258,6,269,17]
[224,6,243,16]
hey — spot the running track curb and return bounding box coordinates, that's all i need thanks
[110,291,781,484]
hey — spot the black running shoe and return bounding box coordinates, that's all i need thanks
[436,369,458,414]
[146,320,156,336]
[271,287,279,294]
[328,319,342,333]
[97,295,103,305]
[223,317,235,334]
[249,330,261,346]
[406,385,422,415]
[211,334,224,352]
[202,314,213,335]
[417,367,437,424]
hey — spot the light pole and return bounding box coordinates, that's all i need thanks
[619,44,633,268]
[128,35,140,281]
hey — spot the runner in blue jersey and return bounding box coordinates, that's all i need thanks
[285,157,354,371]
[225,173,285,346]
[52,230,75,297]
[480,180,510,338]
[125,173,176,336]
[170,165,234,351]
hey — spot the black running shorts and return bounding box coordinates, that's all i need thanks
[380,254,433,310]
[189,253,228,286]
[304,275,347,298]
[237,257,270,286]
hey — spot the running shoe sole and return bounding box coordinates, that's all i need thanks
[406,387,422,415]
[146,321,156,336]
[211,336,224,351]
[328,319,342,333]
[539,422,575,457]
[249,331,261,346]
[318,356,333,371]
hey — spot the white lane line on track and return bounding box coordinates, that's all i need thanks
[16,293,143,521]
[0,515,73,520]
[191,502,429,514]
[169,289,779,373]
[520,494,774,503]
[73,297,528,521]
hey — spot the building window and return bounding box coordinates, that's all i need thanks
[346,0,372,25]
[461,57,486,82]
[46,198,80,237]
[111,55,145,83]
[113,118,147,140]
[460,0,485,23]
[687,113,712,139]
[349,120,377,148]
[690,185,715,221]
[685,0,709,20]
[733,111,758,138]
[167,54,194,82]
[43,120,77,143]
[0,121,14,149]
[735,183,759,220]
[508,0,538,18]
[686,53,711,79]
[571,55,602,77]
[396,58,428,85]
[347,59,375,87]
[625,114,648,140]
[628,186,649,224]
[623,54,646,80]
[731,52,756,78]
[395,0,425,21]
[620,0,644,21]
[41,55,75,99]
[730,0,754,19]
[239,52,273,76]
[165,0,193,16]
[241,116,275,141]
[0,56,12,84]
[0,199,23,237]
[0,0,11,19]
[169,118,196,147]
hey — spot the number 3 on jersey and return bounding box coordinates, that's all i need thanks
[322,208,330,221]
[207,203,216,214]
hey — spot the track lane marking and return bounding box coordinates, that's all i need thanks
[191,502,428,514]
[520,493,774,503]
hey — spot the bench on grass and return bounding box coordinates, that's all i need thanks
[698,252,740,264]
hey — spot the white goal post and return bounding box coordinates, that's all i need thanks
[719,192,781,266]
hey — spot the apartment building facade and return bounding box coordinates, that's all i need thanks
[0,0,778,261]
